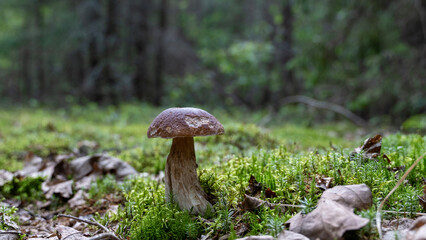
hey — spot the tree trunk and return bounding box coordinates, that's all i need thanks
[21,46,32,100]
[132,0,150,101]
[165,137,212,215]
[83,0,102,102]
[153,0,168,106]
[34,0,45,101]
[280,0,298,96]
[102,0,119,105]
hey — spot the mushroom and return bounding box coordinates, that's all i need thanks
[147,107,224,214]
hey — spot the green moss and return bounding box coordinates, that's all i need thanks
[401,114,426,133]
[0,177,45,203]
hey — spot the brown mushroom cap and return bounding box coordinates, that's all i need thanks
[147,107,224,138]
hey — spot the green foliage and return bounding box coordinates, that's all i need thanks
[402,114,426,134]
[88,174,120,200]
[0,177,45,203]
[120,178,203,239]
[0,204,18,230]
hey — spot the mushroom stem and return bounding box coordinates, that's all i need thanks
[165,137,212,214]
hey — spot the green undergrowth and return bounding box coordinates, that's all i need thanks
[114,133,425,239]
[1,105,424,239]
[0,104,351,172]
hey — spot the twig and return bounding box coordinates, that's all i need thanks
[382,210,426,217]
[376,153,426,239]
[89,233,122,240]
[278,95,368,127]
[0,231,21,235]
[58,214,110,234]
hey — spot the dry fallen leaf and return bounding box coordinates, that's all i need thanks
[351,134,386,160]
[240,194,285,212]
[0,170,13,187]
[265,188,277,198]
[42,180,73,200]
[245,175,263,198]
[404,216,426,240]
[56,225,88,240]
[0,231,20,240]
[236,236,274,240]
[277,230,309,240]
[315,176,333,191]
[286,184,372,240]
[287,199,369,240]
[321,184,372,210]
[70,154,137,181]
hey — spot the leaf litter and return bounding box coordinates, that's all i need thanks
[0,150,138,239]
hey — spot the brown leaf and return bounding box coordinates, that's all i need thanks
[277,230,309,240]
[321,184,372,210]
[241,194,264,211]
[235,236,274,240]
[70,154,137,181]
[0,170,13,187]
[286,199,369,240]
[56,225,88,240]
[68,190,88,209]
[265,188,277,198]
[245,175,263,197]
[315,177,333,191]
[405,216,426,240]
[351,134,383,160]
[286,184,372,239]
[382,154,391,164]
[0,231,20,240]
[240,194,285,212]
[42,180,73,199]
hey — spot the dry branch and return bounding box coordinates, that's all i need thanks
[58,214,120,240]
[278,95,368,127]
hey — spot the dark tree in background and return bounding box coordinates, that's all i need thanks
[131,0,150,101]
[154,0,168,106]
[0,0,424,123]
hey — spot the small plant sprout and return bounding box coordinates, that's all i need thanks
[147,107,224,215]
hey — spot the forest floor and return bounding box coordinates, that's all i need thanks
[0,104,425,239]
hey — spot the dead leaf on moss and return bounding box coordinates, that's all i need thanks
[321,184,372,210]
[240,194,285,212]
[265,188,277,198]
[236,236,274,240]
[245,175,263,198]
[315,176,333,191]
[277,230,309,240]
[351,134,383,160]
[287,199,369,240]
[404,216,426,240]
[286,184,372,240]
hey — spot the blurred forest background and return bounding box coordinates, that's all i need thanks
[0,0,425,124]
